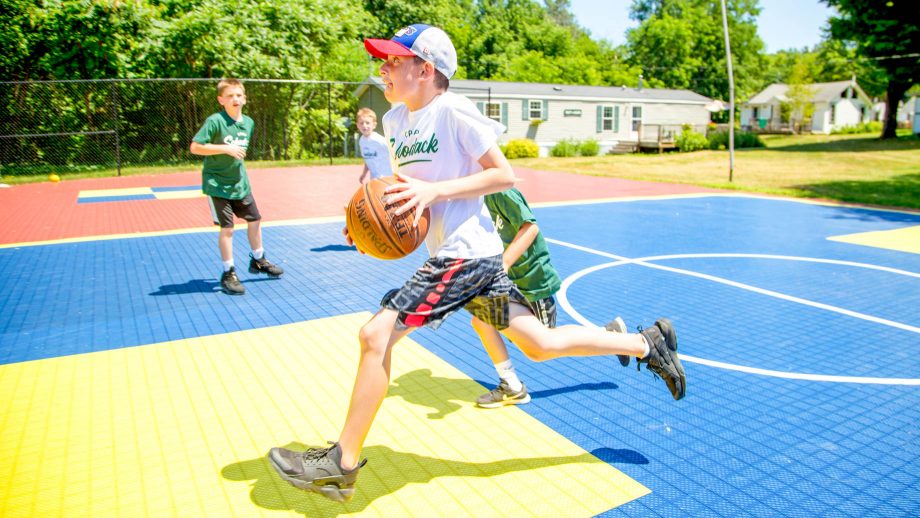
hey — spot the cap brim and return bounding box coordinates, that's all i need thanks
[364,38,416,59]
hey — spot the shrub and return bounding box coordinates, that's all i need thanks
[707,130,765,150]
[578,139,600,156]
[831,121,883,134]
[503,138,539,159]
[550,139,579,157]
[676,129,709,152]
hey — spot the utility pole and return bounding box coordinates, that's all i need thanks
[721,0,735,182]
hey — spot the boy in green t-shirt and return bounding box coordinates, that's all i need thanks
[190,78,283,295]
[473,187,630,408]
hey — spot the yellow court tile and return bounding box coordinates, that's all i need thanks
[828,225,920,254]
[0,313,648,517]
[77,187,154,198]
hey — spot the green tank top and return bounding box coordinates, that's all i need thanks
[192,110,253,200]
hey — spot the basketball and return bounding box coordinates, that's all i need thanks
[346,177,430,260]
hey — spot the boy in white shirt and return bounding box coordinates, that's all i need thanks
[268,24,686,503]
[356,107,393,183]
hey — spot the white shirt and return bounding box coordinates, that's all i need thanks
[383,91,505,259]
[358,131,393,179]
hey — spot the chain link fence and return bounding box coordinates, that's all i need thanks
[0,78,381,178]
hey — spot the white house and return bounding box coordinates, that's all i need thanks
[741,80,873,134]
[354,77,713,156]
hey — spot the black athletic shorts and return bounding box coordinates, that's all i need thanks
[209,193,261,228]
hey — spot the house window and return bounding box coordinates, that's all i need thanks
[631,106,642,131]
[602,106,615,130]
[529,100,543,120]
[485,102,501,123]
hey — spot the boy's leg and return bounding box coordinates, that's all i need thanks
[499,303,685,400]
[268,308,412,500]
[245,219,284,276]
[217,227,244,295]
[471,316,529,408]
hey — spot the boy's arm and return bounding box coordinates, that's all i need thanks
[389,145,515,225]
[502,222,539,271]
[359,163,369,183]
[190,141,246,160]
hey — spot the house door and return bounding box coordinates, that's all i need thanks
[630,106,642,140]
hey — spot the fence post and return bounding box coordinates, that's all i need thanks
[110,82,122,176]
[327,82,333,165]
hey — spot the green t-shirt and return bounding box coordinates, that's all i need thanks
[192,110,254,200]
[484,187,561,302]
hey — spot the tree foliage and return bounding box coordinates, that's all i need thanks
[822,0,920,138]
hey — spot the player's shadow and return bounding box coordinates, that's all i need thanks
[222,443,603,516]
[387,369,621,419]
[310,244,357,252]
[148,277,276,296]
[386,368,484,419]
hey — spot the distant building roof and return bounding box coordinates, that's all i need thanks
[356,76,711,105]
[746,80,870,105]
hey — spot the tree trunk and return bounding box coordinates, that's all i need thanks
[882,80,909,139]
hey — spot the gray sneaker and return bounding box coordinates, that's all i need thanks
[267,442,365,502]
[604,316,630,367]
[476,380,531,408]
[637,318,686,400]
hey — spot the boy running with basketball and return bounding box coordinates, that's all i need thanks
[356,107,393,183]
[267,24,685,502]
[474,186,629,408]
[190,78,283,295]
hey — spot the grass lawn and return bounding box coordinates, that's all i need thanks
[513,131,920,210]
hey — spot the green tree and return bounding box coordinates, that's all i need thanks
[781,56,817,132]
[626,0,765,102]
[823,0,920,138]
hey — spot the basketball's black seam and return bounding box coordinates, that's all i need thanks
[365,183,406,255]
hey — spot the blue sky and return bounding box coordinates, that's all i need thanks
[569,0,836,53]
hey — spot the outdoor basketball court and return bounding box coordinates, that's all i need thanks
[0,166,917,517]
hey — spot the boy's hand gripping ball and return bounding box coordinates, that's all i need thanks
[346,177,430,260]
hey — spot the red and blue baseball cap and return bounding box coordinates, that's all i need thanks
[364,24,457,79]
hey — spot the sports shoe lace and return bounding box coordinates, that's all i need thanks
[634,325,662,381]
[302,443,335,461]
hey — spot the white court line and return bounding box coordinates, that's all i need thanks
[549,238,920,385]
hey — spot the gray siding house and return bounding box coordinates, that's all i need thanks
[354,78,713,156]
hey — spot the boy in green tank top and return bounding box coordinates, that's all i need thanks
[190,78,283,295]
[473,187,629,408]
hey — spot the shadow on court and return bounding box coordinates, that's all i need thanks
[148,276,278,296]
[222,443,608,517]
[387,369,621,419]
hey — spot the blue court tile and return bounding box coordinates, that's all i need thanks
[77,194,157,203]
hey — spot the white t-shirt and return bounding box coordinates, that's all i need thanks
[359,131,393,179]
[383,91,505,259]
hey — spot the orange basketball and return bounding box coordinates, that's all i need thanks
[346,177,430,260]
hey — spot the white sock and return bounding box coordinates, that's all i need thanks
[222,259,234,271]
[252,248,264,260]
[639,335,651,359]
[495,360,523,392]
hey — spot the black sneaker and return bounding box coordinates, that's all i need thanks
[604,316,630,367]
[249,254,284,277]
[637,318,686,400]
[220,267,245,295]
[268,442,366,502]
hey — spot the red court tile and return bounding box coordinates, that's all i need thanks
[0,165,718,245]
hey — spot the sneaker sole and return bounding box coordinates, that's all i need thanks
[267,454,355,502]
[604,317,630,367]
[221,287,245,295]
[476,393,531,408]
[249,265,283,277]
[655,318,686,400]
